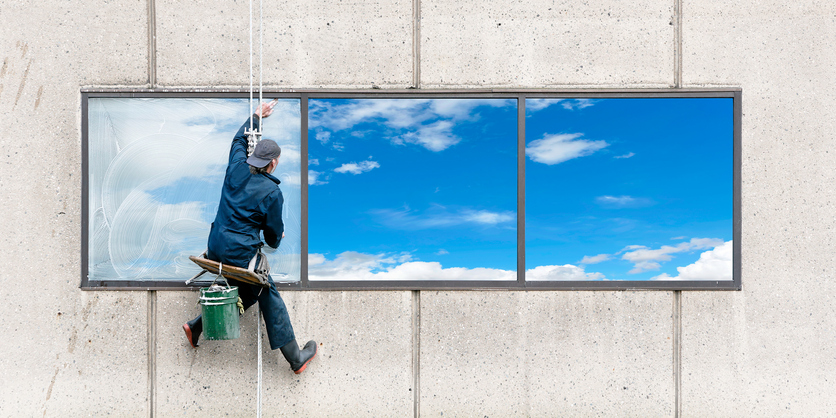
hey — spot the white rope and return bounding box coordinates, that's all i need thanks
[244,0,265,413]
[258,0,263,130]
[252,2,264,416]
[257,304,262,418]
[248,0,253,134]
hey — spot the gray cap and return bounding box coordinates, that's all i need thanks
[246,139,282,168]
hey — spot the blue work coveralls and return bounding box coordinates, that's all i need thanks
[205,116,295,350]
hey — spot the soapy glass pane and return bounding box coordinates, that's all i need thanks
[308,98,518,280]
[524,98,733,281]
[87,98,301,282]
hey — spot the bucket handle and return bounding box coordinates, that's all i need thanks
[208,262,233,291]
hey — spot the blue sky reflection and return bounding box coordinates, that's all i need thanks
[525,98,733,281]
[308,98,518,280]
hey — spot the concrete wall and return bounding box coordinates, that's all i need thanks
[0,0,833,416]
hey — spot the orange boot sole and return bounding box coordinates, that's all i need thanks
[294,345,317,374]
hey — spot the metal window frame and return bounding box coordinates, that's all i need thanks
[81,88,741,291]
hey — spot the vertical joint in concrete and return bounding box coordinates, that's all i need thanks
[412,0,421,88]
[147,0,157,88]
[673,0,682,88]
[412,290,421,418]
[147,290,157,418]
[673,290,682,418]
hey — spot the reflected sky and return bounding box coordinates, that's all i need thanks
[86,96,733,283]
[308,99,518,280]
[525,98,733,281]
[88,98,301,282]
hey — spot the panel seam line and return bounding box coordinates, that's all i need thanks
[413,290,421,418]
[674,291,682,418]
[148,0,157,88]
[413,0,421,88]
[147,291,157,418]
[674,0,682,87]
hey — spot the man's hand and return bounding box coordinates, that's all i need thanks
[255,99,278,118]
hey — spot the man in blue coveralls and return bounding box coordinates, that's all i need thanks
[183,101,317,375]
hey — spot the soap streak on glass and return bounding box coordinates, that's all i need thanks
[87,98,302,283]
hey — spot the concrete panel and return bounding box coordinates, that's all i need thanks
[156,0,414,87]
[0,1,149,416]
[420,0,674,87]
[0,291,148,418]
[682,2,836,416]
[156,291,260,416]
[263,291,414,415]
[420,291,673,417]
[157,291,414,416]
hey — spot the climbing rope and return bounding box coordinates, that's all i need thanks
[246,0,265,416]
[245,0,264,156]
[257,304,263,418]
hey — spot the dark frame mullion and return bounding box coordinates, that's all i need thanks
[81,88,741,291]
[81,93,90,289]
[301,94,310,289]
[517,94,526,287]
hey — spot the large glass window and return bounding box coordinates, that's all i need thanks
[525,98,734,282]
[85,97,301,287]
[82,91,739,290]
[307,99,517,281]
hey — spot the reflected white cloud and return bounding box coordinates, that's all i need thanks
[308,251,609,281]
[371,205,515,230]
[595,195,655,209]
[561,99,596,110]
[310,99,514,152]
[392,120,458,151]
[579,253,611,264]
[527,99,597,113]
[526,264,605,281]
[621,238,725,274]
[526,133,609,165]
[652,241,732,281]
[315,131,331,144]
[308,251,515,281]
[334,160,380,175]
[308,170,328,185]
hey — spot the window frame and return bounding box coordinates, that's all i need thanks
[81,88,741,291]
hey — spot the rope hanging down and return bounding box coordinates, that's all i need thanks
[246,1,265,417]
[245,0,265,156]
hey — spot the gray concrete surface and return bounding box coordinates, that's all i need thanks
[421,291,673,417]
[156,0,414,87]
[681,1,836,416]
[156,291,413,417]
[421,0,675,87]
[156,292,261,416]
[1,0,835,416]
[0,0,148,416]
[261,291,414,416]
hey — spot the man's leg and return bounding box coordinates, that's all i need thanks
[257,278,317,373]
[257,279,295,349]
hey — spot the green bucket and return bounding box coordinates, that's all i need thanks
[199,286,240,340]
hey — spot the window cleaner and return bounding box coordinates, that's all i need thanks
[182,1,317,414]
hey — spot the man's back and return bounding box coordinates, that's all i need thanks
[207,118,284,268]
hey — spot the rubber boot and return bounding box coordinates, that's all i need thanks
[182,315,202,348]
[280,340,317,374]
